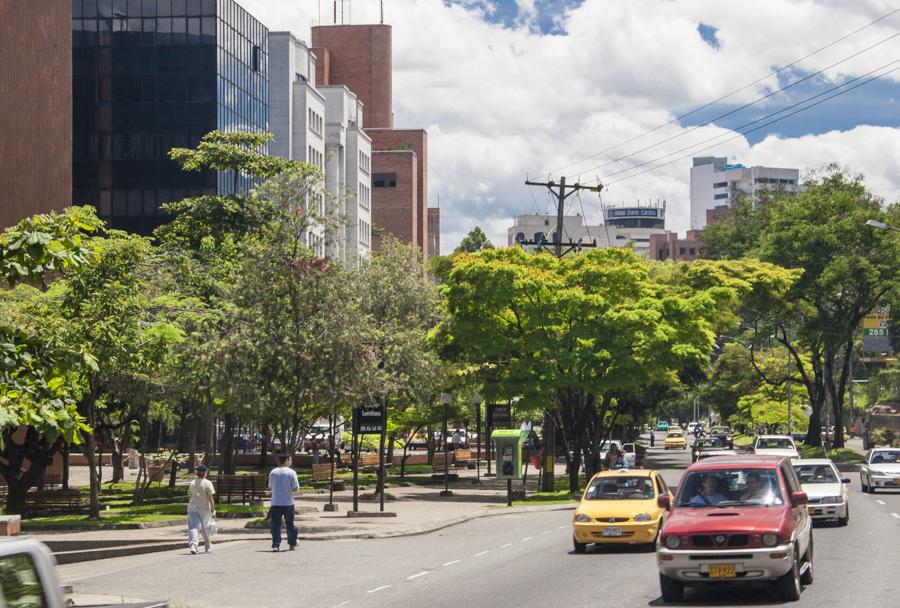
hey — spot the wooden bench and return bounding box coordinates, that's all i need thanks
[215,475,270,505]
[22,490,84,514]
[453,449,475,469]
[311,463,346,491]
[431,452,458,480]
[356,453,389,470]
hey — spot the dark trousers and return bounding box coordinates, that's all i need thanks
[270,505,297,548]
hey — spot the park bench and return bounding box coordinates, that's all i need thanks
[431,452,458,480]
[311,463,347,491]
[215,474,270,505]
[22,490,84,514]
[453,449,476,469]
[356,453,391,470]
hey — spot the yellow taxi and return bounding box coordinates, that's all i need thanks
[664,429,687,450]
[572,469,674,553]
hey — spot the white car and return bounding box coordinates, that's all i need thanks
[793,458,850,526]
[754,435,800,459]
[860,447,900,493]
[696,449,738,461]
[686,422,699,435]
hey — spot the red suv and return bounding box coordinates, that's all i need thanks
[656,455,813,602]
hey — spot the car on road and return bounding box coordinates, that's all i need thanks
[707,426,734,449]
[754,435,800,459]
[664,429,687,450]
[859,447,900,493]
[793,459,850,526]
[573,469,673,553]
[691,437,723,463]
[656,420,670,432]
[687,422,700,435]
[656,455,814,602]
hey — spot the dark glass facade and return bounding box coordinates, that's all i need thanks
[73,0,268,234]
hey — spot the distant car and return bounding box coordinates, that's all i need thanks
[859,447,900,493]
[691,437,723,462]
[407,432,429,450]
[707,426,734,449]
[754,435,799,459]
[793,459,850,526]
[696,449,737,461]
[656,421,670,432]
[572,469,673,553]
[656,455,814,602]
[664,430,687,450]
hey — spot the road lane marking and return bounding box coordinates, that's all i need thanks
[500,543,513,548]
[330,602,350,608]
[542,530,551,535]
[367,585,391,593]
[474,551,489,557]
[407,571,430,580]
[877,499,886,505]
[891,513,900,520]
[442,560,461,567]
[522,536,533,542]
[558,525,566,529]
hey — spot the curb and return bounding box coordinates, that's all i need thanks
[22,519,184,531]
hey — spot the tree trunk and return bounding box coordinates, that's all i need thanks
[426,424,434,465]
[386,431,396,472]
[222,415,236,475]
[62,444,70,490]
[187,414,198,474]
[259,425,269,468]
[110,440,124,484]
[82,390,101,519]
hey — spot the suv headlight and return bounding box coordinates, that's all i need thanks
[634,513,652,522]
[762,533,779,547]
[574,514,591,523]
[821,496,841,504]
[664,535,681,549]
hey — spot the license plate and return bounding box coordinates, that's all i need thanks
[808,507,816,514]
[709,564,737,579]
[602,527,623,537]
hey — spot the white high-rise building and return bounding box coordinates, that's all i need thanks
[690,157,800,229]
[268,32,372,263]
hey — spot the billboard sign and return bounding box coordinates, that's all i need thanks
[607,208,659,219]
[862,306,895,363]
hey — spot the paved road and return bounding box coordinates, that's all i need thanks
[62,440,900,608]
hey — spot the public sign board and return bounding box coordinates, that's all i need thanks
[353,404,386,435]
[862,306,895,362]
[487,404,512,428]
[607,208,659,218]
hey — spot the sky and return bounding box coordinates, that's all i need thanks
[240,0,900,253]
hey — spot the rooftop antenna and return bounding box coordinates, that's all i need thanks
[333,1,337,24]
[380,0,384,23]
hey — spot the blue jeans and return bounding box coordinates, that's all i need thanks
[187,510,212,551]
[270,505,297,548]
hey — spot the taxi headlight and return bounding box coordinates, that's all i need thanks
[762,532,779,547]
[821,496,841,504]
[634,513,652,522]
[664,535,680,550]
[574,514,591,523]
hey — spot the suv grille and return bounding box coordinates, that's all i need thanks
[691,534,749,548]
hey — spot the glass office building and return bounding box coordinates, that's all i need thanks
[73,0,268,234]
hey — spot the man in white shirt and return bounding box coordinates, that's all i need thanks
[268,454,300,551]
[186,465,216,554]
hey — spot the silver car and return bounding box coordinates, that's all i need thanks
[860,447,900,493]
[793,458,850,525]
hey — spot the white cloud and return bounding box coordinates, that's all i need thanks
[240,0,900,253]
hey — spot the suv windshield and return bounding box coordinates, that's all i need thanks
[756,438,793,449]
[585,476,655,500]
[793,464,838,483]
[870,450,900,464]
[676,468,784,508]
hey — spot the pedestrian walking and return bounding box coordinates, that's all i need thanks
[311,437,319,465]
[268,454,300,551]
[186,464,216,554]
[241,431,250,454]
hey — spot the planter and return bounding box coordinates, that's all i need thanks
[146,465,167,483]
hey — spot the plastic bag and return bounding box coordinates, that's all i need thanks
[207,515,218,536]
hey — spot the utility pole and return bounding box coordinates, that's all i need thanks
[524,177,603,491]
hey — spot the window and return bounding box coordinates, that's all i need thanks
[0,553,48,607]
[358,183,370,210]
[689,248,696,255]
[533,232,544,243]
[252,45,260,72]
[713,193,728,200]
[713,181,727,188]
[372,173,396,188]
[679,247,686,256]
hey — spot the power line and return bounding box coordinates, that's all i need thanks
[568,31,900,180]
[600,61,900,188]
[539,7,900,178]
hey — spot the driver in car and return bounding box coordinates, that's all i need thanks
[631,478,654,499]
[690,474,728,506]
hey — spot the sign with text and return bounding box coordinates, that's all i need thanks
[862,305,894,362]
[607,208,659,218]
[487,404,512,428]
[353,404,386,435]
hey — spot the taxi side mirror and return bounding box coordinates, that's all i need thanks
[790,491,808,507]
[841,478,851,484]
[657,494,671,511]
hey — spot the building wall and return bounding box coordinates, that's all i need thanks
[0,0,72,229]
[649,230,703,261]
[427,207,440,258]
[310,24,392,129]
[371,150,417,249]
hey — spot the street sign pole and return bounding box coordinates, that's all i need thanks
[474,394,482,483]
[378,402,386,512]
[440,393,453,497]
[352,411,359,513]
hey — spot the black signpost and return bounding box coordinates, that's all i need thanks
[351,404,386,514]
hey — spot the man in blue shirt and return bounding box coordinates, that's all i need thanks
[268,454,300,551]
[690,474,728,506]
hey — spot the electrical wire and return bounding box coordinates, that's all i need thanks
[600,61,900,188]
[539,7,900,178]
[568,31,900,181]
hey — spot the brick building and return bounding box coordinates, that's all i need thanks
[649,230,704,261]
[0,0,72,229]
[311,23,438,260]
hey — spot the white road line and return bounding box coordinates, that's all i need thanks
[407,571,430,580]
[877,499,886,505]
[522,536,533,542]
[542,530,551,535]
[500,543,513,548]
[367,585,391,594]
[442,560,461,567]
[474,550,489,557]
[891,513,900,520]
[330,602,351,608]
[558,525,566,529]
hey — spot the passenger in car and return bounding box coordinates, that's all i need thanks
[690,475,728,506]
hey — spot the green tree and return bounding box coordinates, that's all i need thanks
[454,227,494,254]
[702,170,900,447]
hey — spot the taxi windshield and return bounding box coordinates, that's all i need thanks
[793,464,838,484]
[676,468,784,508]
[585,476,655,500]
[870,450,900,464]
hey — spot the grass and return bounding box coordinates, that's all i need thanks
[512,489,580,506]
[797,444,865,463]
[20,502,264,529]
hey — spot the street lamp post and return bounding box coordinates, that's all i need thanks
[866,219,900,233]
[440,392,453,497]
[473,394,482,483]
